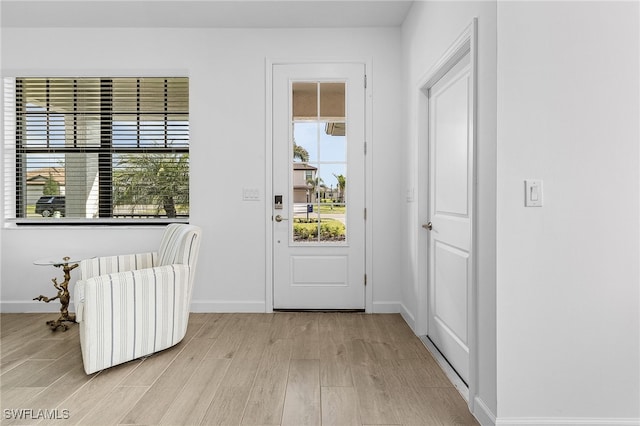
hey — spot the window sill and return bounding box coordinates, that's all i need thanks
[4,217,189,229]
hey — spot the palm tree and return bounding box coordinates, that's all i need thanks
[293,142,309,162]
[333,173,346,203]
[306,176,324,203]
[319,182,328,200]
[113,153,189,218]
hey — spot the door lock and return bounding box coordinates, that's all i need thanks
[274,195,283,209]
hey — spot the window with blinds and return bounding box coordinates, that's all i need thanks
[3,77,189,223]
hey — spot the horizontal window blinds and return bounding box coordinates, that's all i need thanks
[3,77,189,223]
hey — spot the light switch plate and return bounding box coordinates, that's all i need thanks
[243,188,260,201]
[525,179,543,207]
[406,187,415,203]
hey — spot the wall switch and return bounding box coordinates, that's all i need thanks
[243,188,260,201]
[524,179,543,207]
[406,187,415,203]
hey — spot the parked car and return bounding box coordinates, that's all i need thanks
[35,196,65,217]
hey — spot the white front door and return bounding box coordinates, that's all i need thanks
[426,52,473,383]
[272,63,366,310]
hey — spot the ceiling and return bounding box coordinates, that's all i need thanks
[1,0,414,28]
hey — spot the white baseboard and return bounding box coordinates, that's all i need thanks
[189,300,266,313]
[1,300,268,314]
[2,300,413,316]
[496,418,640,426]
[400,302,415,331]
[1,301,69,313]
[371,301,402,314]
[473,396,497,426]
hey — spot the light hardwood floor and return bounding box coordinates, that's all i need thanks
[0,313,479,425]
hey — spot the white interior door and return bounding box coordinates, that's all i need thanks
[272,63,366,310]
[426,52,473,383]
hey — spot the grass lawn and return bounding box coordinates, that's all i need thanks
[316,204,346,214]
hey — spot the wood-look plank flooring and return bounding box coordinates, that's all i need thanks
[0,313,478,425]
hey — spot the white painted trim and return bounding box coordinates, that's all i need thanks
[468,17,480,417]
[495,418,640,426]
[1,300,268,314]
[364,57,374,314]
[371,301,402,313]
[190,300,266,313]
[399,302,416,331]
[474,396,498,426]
[415,17,479,414]
[264,57,373,313]
[1,301,73,313]
[265,57,275,314]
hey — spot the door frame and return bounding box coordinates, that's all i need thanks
[265,58,373,313]
[415,19,478,409]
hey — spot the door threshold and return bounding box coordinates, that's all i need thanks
[419,335,469,402]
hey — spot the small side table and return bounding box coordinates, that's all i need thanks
[33,256,82,331]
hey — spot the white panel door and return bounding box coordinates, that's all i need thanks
[272,63,365,310]
[427,52,472,383]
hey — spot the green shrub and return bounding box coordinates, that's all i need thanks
[293,219,345,241]
[320,221,344,239]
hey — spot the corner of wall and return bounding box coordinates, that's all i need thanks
[399,302,416,332]
[473,396,497,426]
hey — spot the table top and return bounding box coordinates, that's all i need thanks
[33,256,84,266]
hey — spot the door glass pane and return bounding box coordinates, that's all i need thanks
[318,163,346,242]
[319,122,346,162]
[291,81,346,243]
[293,122,318,162]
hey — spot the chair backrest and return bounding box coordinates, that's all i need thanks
[157,224,202,271]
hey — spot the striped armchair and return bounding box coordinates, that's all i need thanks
[74,224,202,374]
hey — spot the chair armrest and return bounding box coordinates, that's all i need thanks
[74,264,192,374]
[79,252,158,280]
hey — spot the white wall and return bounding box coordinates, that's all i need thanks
[496,1,640,423]
[401,1,498,423]
[402,1,639,424]
[0,27,404,314]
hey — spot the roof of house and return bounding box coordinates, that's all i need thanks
[26,168,65,185]
[293,162,317,171]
